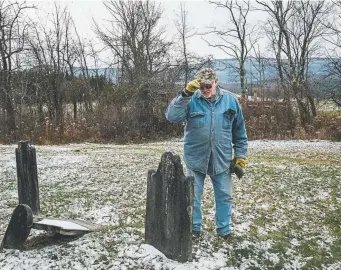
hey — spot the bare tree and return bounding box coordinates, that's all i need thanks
[0,0,34,138]
[323,57,341,107]
[257,1,297,132]
[260,1,295,100]
[28,3,80,133]
[174,3,195,87]
[322,1,341,107]
[173,3,214,88]
[249,44,273,100]
[94,0,172,86]
[204,0,257,97]
[257,0,332,126]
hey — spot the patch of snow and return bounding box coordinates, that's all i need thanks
[234,221,252,234]
[316,191,331,200]
[290,238,300,246]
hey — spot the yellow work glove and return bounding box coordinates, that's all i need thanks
[182,80,200,97]
[231,158,247,179]
[235,158,247,168]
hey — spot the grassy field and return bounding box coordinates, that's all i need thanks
[0,140,340,269]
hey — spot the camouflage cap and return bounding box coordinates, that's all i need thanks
[197,68,216,84]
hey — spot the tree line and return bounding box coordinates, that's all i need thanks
[1,0,341,143]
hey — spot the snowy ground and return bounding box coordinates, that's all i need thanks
[0,139,340,270]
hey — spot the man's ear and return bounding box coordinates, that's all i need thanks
[215,78,219,84]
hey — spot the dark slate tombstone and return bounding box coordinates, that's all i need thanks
[0,204,33,250]
[145,151,194,262]
[16,141,40,214]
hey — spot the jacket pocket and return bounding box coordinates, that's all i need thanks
[222,109,236,129]
[189,111,205,129]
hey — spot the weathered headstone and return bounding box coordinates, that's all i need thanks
[16,141,40,214]
[0,204,33,250]
[145,151,194,262]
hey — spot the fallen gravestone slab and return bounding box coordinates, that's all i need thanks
[32,217,100,236]
[1,205,100,250]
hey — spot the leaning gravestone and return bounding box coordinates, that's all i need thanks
[145,151,194,262]
[16,141,40,214]
[0,204,33,249]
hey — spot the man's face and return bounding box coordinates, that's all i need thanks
[200,78,218,98]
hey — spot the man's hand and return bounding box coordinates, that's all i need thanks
[231,158,247,179]
[235,158,247,168]
[182,80,200,97]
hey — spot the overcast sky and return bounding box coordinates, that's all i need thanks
[28,0,268,65]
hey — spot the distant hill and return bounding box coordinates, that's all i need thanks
[214,58,330,84]
[75,67,117,81]
[83,58,331,84]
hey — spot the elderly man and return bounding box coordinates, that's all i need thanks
[165,68,248,239]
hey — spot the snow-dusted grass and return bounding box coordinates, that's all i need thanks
[0,140,340,270]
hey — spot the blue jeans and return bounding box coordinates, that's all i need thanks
[187,169,232,236]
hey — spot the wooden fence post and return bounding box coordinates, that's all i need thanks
[16,141,40,214]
